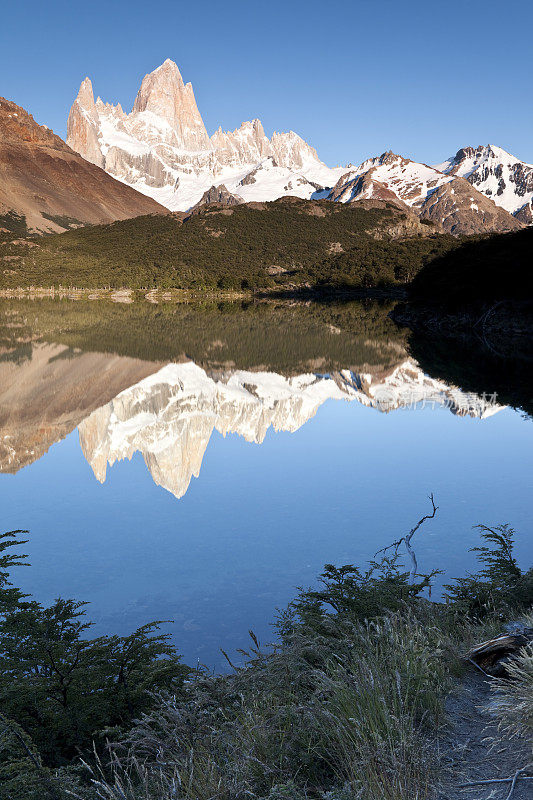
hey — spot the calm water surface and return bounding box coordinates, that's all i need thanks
[1,299,531,669]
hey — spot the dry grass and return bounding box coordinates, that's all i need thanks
[76,606,463,800]
[492,611,533,757]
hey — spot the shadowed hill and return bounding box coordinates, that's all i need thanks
[409,226,533,307]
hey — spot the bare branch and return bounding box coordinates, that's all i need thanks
[375,494,439,582]
[458,763,533,799]
[466,657,493,679]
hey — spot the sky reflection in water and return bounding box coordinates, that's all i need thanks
[2,391,531,670]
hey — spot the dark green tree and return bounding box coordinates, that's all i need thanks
[445,524,533,617]
[0,530,189,769]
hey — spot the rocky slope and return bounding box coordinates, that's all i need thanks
[327,151,522,235]
[67,59,343,213]
[190,184,243,211]
[78,360,503,499]
[416,177,521,235]
[435,145,533,224]
[0,97,166,233]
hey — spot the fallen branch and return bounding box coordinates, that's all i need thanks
[466,656,493,679]
[466,629,533,676]
[375,493,438,582]
[458,763,533,800]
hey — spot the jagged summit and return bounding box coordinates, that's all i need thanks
[435,145,533,222]
[75,77,96,107]
[65,60,532,228]
[131,59,209,150]
[446,144,525,167]
[190,183,243,211]
[66,59,340,211]
[155,57,181,72]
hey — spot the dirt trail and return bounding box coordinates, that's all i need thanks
[438,671,532,799]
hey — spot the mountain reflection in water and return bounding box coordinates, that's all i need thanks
[0,298,531,669]
[78,359,503,499]
[0,296,518,493]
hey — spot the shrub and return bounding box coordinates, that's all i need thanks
[0,532,188,768]
[444,524,533,618]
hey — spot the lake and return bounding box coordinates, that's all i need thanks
[1,298,531,669]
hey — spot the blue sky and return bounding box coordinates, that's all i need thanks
[2,0,532,167]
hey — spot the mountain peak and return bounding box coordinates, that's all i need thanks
[148,58,184,85]
[247,118,267,138]
[131,59,209,150]
[75,77,96,110]
[450,144,518,166]
[434,144,533,219]
[378,150,403,165]
[62,64,338,210]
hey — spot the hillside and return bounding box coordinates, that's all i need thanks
[409,226,533,307]
[0,197,458,291]
[0,97,167,235]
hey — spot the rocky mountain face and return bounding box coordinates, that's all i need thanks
[327,151,522,235]
[416,176,521,235]
[330,170,411,211]
[210,118,321,171]
[66,61,530,234]
[0,97,166,233]
[78,360,503,500]
[190,184,243,211]
[435,145,533,225]
[67,60,345,212]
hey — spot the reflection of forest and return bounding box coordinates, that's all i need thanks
[0,297,529,481]
[0,298,408,374]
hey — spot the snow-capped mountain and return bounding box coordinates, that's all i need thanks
[435,145,533,224]
[66,59,530,232]
[67,59,345,212]
[330,151,452,207]
[78,360,503,500]
[327,151,522,235]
